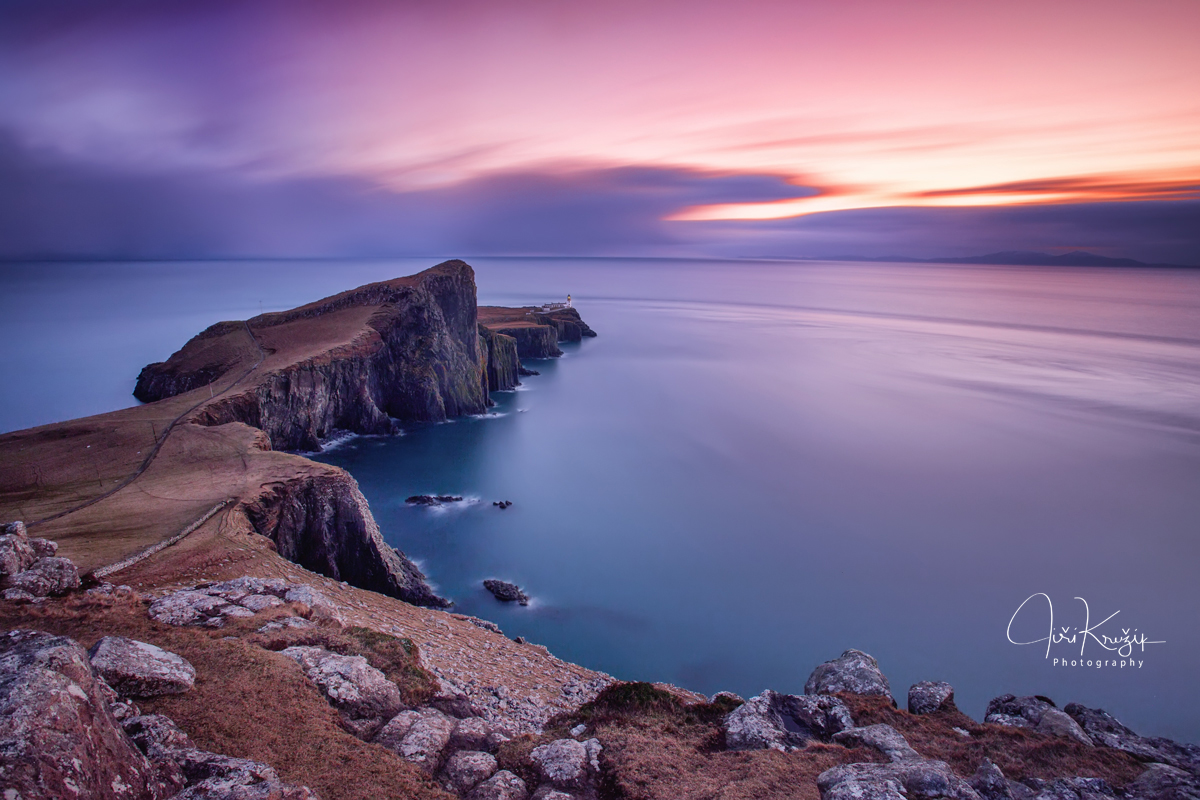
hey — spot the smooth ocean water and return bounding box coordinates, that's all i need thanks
[2,257,1198,741]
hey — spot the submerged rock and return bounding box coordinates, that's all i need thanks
[89,636,196,697]
[806,649,894,700]
[407,494,465,506]
[483,579,529,605]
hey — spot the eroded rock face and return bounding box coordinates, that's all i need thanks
[985,695,1093,746]
[723,690,854,751]
[89,637,197,698]
[909,681,956,714]
[806,649,894,700]
[0,629,175,800]
[283,646,404,738]
[244,473,449,608]
[466,769,529,800]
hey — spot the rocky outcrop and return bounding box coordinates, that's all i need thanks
[530,737,602,793]
[909,681,956,714]
[282,645,405,739]
[444,750,500,794]
[148,576,342,627]
[986,695,1093,746]
[242,472,449,607]
[1064,703,1200,773]
[484,579,529,605]
[723,690,854,751]
[5,556,80,598]
[467,769,528,800]
[1123,764,1200,800]
[88,637,196,697]
[374,707,458,772]
[536,307,597,343]
[806,648,894,700]
[138,261,492,451]
[0,629,178,800]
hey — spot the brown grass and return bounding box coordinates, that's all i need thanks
[840,695,1146,788]
[0,593,453,800]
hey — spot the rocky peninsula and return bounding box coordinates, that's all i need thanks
[2,261,1196,800]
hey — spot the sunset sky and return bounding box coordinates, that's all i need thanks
[1,0,1198,263]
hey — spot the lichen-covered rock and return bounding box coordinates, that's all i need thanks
[531,786,576,800]
[819,759,982,800]
[443,750,499,793]
[985,695,1093,746]
[170,778,320,799]
[8,556,81,597]
[723,690,853,751]
[89,637,196,698]
[450,716,495,752]
[531,737,598,791]
[29,537,58,559]
[258,616,316,633]
[909,681,956,714]
[834,724,922,762]
[283,585,345,623]
[0,629,178,800]
[467,769,529,800]
[240,593,285,612]
[283,646,403,738]
[970,759,1021,800]
[805,649,893,700]
[0,531,36,578]
[1020,776,1115,800]
[149,590,233,626]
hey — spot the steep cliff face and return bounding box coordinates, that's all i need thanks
[138,260,491,452]
[479,325,521,392]
[240,469,449,607]
[478,305,597,360]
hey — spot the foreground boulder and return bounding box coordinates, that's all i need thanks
[466,769,528,800]
[89,637,197,698]
[0,629,176,800]
[283,645,404,738]
[909,681,956,714]
[723,690,854,751]
[443,750,500,793]
[806,649,893,700]
[986,695,1093,746]
[1123,763,1200,800]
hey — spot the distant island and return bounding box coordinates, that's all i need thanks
[809,250,1196,269]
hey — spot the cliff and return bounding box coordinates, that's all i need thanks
[136,260,491,452]
[478,305,597,360]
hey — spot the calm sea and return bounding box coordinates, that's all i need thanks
[2,257,1198,742]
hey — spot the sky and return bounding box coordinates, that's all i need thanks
[1,0,1198,263]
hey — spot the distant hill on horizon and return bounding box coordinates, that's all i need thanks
[814,250,1196,269]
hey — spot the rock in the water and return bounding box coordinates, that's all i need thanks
[723,690,854,751]
[89,636,197,697]
[8,556,81,597]
[467,769,529,800]
[0,629,177,800]
[484,579,529,605]
[443,750,499,793]
[282,646,403,737]
[985,695,1093,746]
[1065,703,1200,771]
[806,649,894,700]
[407,494,464,505]
[834,724,922,762]
[1123,764,1200,800]
[909,681,956,714]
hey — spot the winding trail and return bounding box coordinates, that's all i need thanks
[28,321,266,529]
